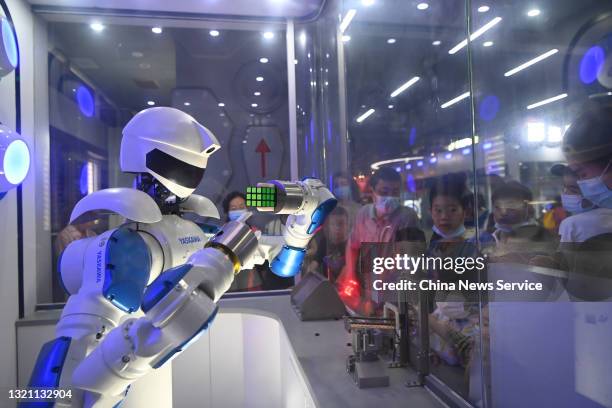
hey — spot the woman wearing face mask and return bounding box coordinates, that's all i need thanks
[221,191,263,291]
[222,191,251,223]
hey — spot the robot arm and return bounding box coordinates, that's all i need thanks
[246,178,337,277]
[67,219,259,407]
[24,178,334,407]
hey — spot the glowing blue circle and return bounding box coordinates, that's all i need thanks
[479,95,499,122]
[76,85,95,117]
[4,139,30,185]
[1,18,18,69]
[580,45,605,84]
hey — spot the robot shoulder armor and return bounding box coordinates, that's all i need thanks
[70,188,163,224]
[180,194,220,219]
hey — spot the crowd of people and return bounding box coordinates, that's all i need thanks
[289,102,612,401]
[295,103,612,300]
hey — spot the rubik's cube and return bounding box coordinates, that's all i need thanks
[246,185,277,209]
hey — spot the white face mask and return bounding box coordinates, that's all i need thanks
[432,225,466,239]
[374,195,401,215]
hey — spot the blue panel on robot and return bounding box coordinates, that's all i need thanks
[141,264,193,313]
[270,245,306,277]
[20,337,71,407]
[104,228,152,313]
[306,198,338,234]
[198,223,220,235]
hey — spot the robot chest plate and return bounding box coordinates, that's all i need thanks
[138,215,208,270]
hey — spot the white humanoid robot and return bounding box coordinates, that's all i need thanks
[21,107,336,408]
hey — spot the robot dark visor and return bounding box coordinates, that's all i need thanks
[146,148,205,189]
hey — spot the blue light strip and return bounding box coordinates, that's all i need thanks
[1,17,17,68]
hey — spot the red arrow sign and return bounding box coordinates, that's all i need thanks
[255,139,271,178]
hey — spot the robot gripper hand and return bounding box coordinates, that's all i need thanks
[246,178,337,277]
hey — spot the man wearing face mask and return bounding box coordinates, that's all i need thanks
[339,168,419,311]
[558,104,612,243]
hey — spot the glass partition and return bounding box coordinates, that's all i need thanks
[296,0,612,407]
[469,1,612,407]
[44,19,290,302]
[31,1,612,406]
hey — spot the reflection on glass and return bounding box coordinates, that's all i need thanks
[46,21,289,301]
[33,0,612,406]
[298,0,612,406]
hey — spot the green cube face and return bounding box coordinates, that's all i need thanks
[245,186,277,208]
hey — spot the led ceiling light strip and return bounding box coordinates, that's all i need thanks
[390,77,420,97]
[441,92,470,108]
[449,17,502,54]
[356,108,375,123]
[504,48,559,77]
[526,93,567,110]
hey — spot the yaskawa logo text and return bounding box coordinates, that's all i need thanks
[178,236,202,245]
[96,250,103,283]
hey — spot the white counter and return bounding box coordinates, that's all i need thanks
[16,293,444,408]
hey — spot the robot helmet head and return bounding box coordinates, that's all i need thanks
[120,107,220,198]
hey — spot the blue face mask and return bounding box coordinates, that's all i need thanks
[375,195,401,215]
[561,194,593,214]
[577,161,612,209]
[228,209,248,221]
[432,225,465,239]
[333,186,352,200]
